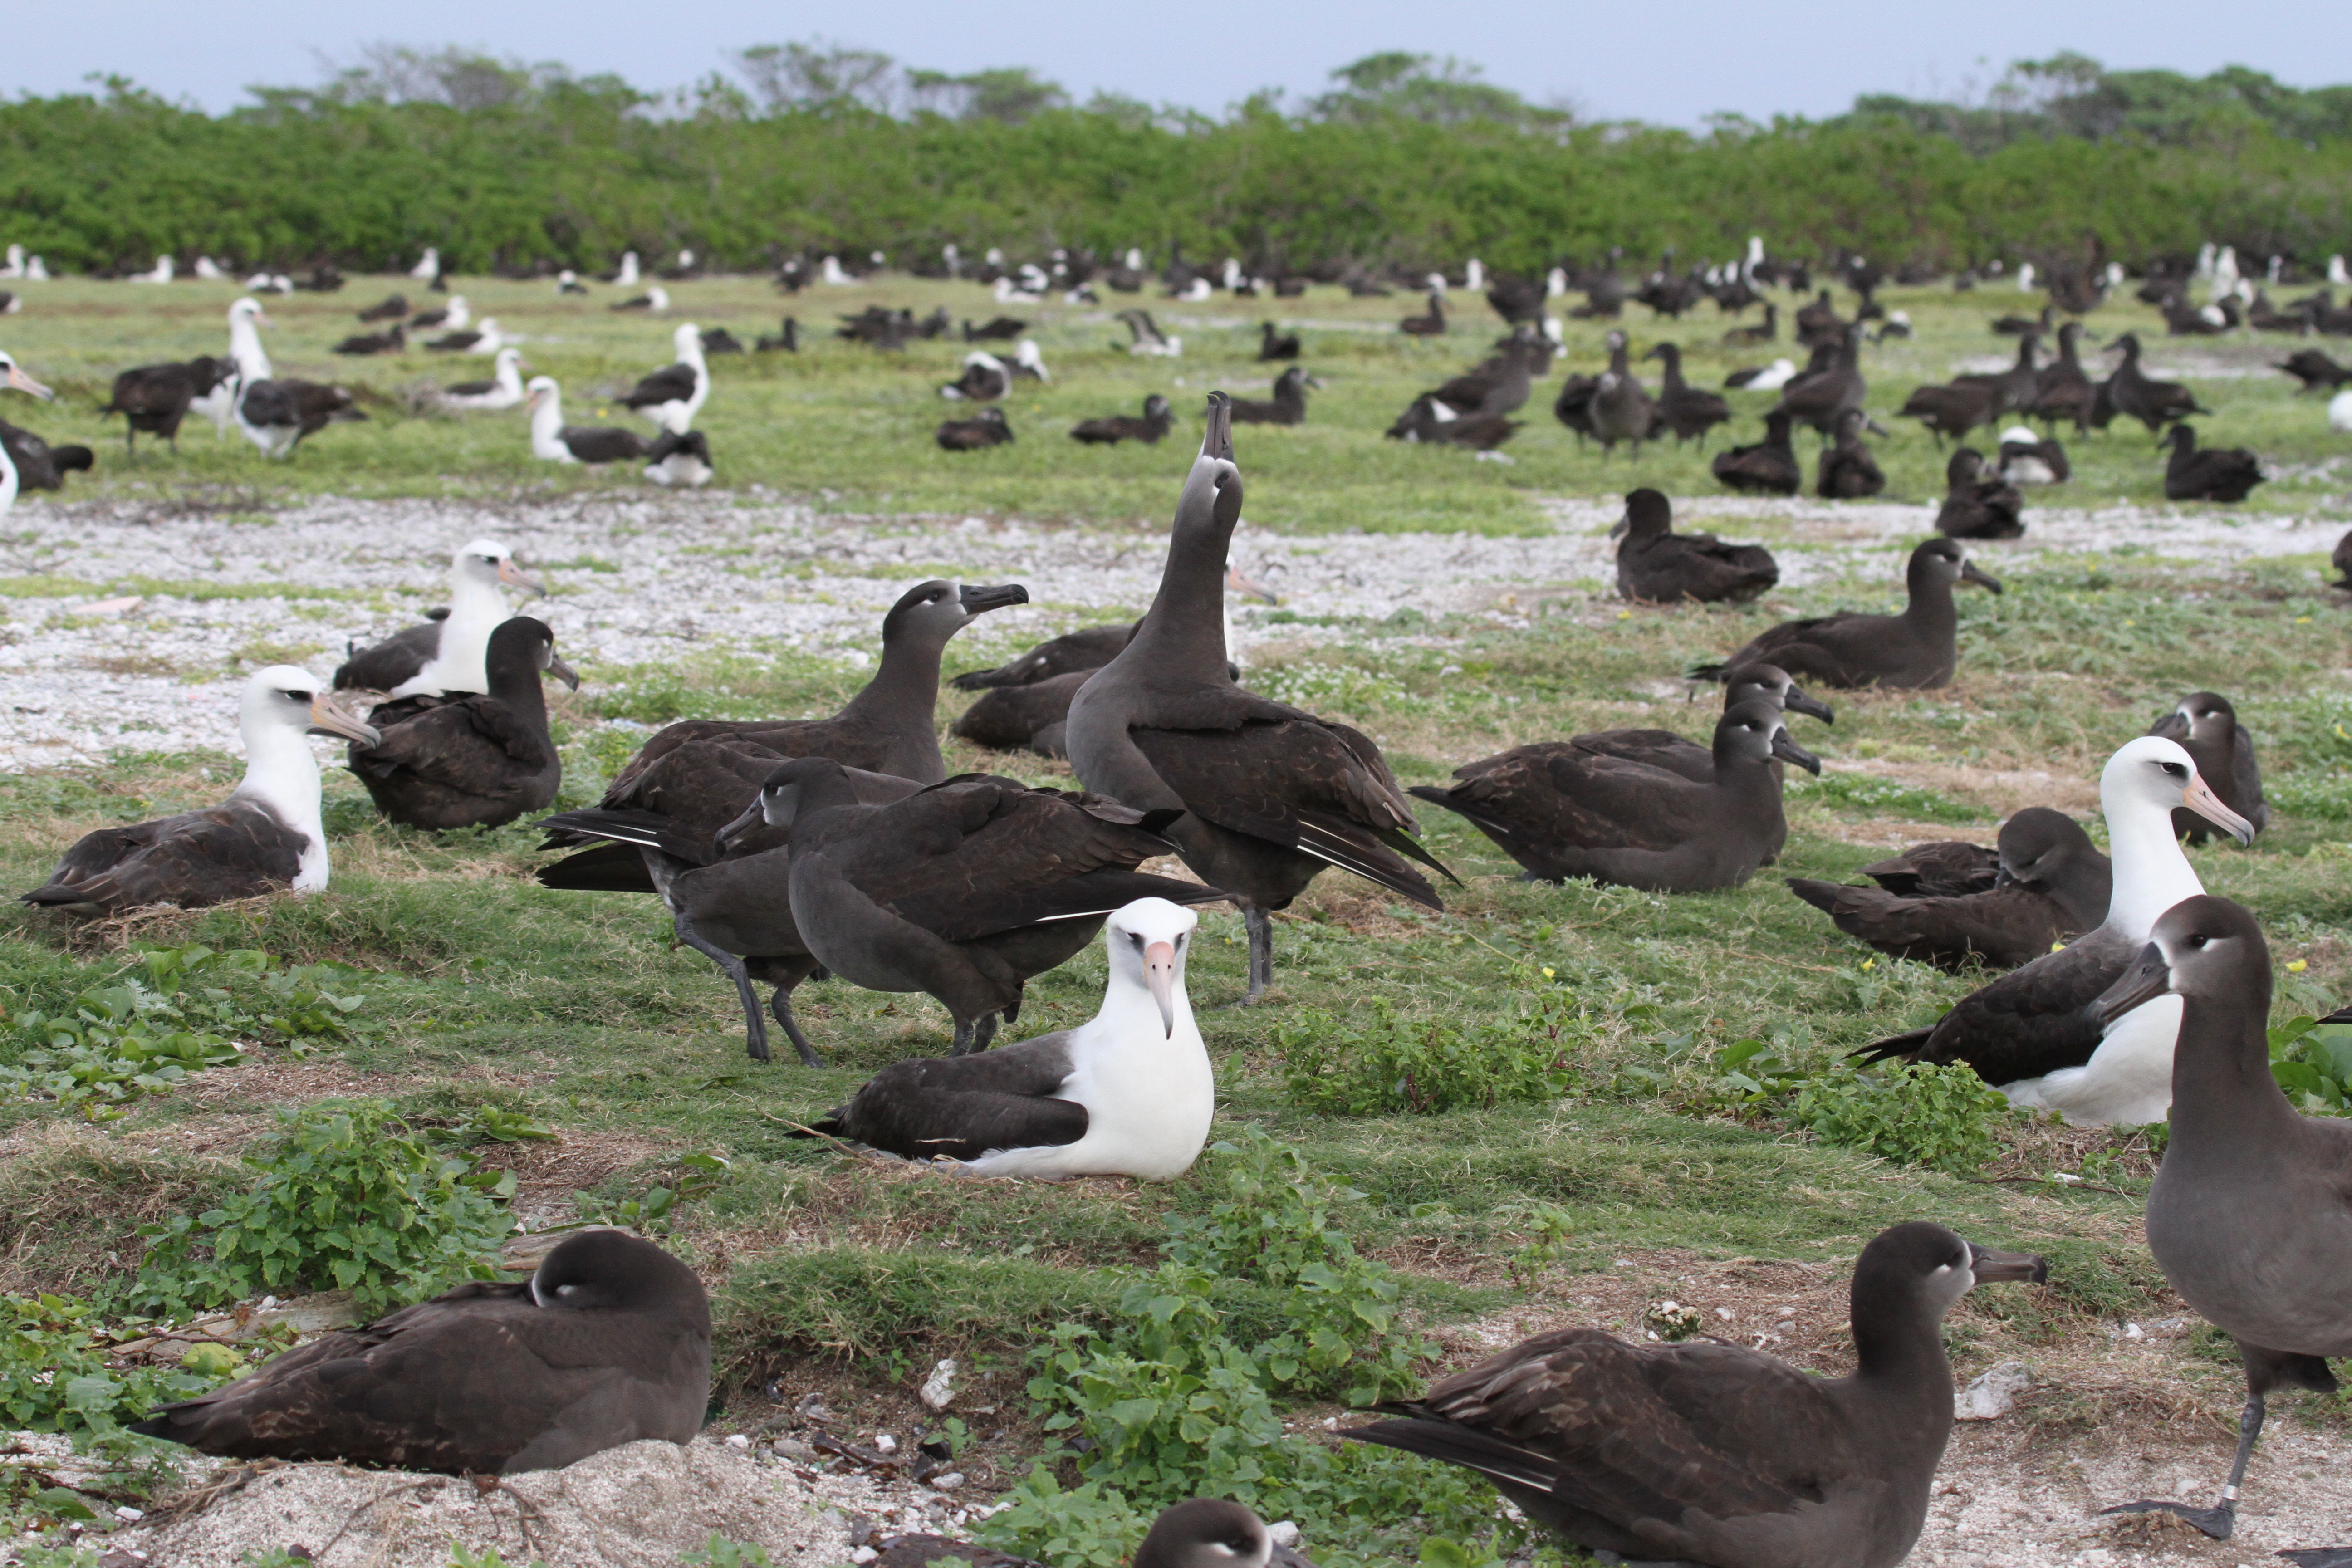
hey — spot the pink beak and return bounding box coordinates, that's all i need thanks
[1145,941,1178,1037]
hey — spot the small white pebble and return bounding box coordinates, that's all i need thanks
[114,1506,145,1522]
[1777,1306,1796,1318]
[1267,1521,1300,1548]
[852,1550,878,1564]
[726,1434,751,1449]
[1715,1307,1736,1322]
[874,1433,898,1455]
[930,1472,965,1491]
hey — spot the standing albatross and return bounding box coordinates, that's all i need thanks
[2094,897,2352,1555]
[22,667,378,915]
[1065,394,1455,1002]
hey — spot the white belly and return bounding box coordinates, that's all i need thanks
[2001,994,2180,1127]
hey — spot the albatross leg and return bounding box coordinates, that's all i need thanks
[2102,1391,2264,1539]
[769,985,823,1069]
[951,1017,975,1056]
[671,915,770,1064]
[1246,906,1274,1001]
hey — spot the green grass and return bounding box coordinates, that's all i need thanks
[4,270,2347,533]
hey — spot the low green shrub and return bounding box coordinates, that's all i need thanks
[1277,984,1586,1116]
[1794,1060,2016,1173]
[2268,1014,2352,1112]
[0,1293,224,1436]
[132,1100,515,1317]
[2,945,368,1121]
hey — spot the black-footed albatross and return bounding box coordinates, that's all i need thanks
[1860,735,2253,1127]
[22,667,379,916]
[2094,897,2352,1556]
[1785,805,2111,971]
[1064,394,1456,1002]
[1693,537,2001,691]
[1345,1220,2046,1568]
[548,579,1029,886]
[1410,701,1818,892]
[2148,691,2266,844]
[537,760,925,1065]
[805,897,1214,1177]
[1611,487,1779,603]
[747,759,1227,1053]
[348,617,578,829]
[130,1230,709,1475]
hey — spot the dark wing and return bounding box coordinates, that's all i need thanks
[1859,840,1998,897]
[1127,698,1447,906]
[951,672,1089,752]
[818,1032,1087,1159]
[1432,749,1717,854]
[1568,730,1714,784]
[336,621,443,691]
[2234,725,2267,829]
[352,698,550,790]
[1865,925,2132,1080]
[24,801,307,913]
[834,779,1200,940]
[622,365,697,408]
[1350,1329,1847,1538]
[562,426,651,462]
[442,377,496,397]
[1785,879,2065,970]
[953,625,1135,690]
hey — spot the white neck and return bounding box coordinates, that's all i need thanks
[229,314,271,381]
[232,722,328,890]
[411,571,512,696]
[530,392,572,460]
[0,441,17,512]
[495,357,524,397]
[2102,788,2205,941]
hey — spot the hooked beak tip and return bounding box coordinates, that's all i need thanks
[1145,941,1178,1038]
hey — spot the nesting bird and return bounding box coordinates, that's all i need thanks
[1610,488,1778,603]
[348,617,578,830]
[1695,538,2000,691]
[335,539,545,698]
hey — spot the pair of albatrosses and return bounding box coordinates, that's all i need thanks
[1349,1221,2047,1568]
[335,539,545,699]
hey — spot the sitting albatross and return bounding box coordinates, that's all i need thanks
[1860,735,2254,1126]
[1066,394,1455,1003]
[618,323,709,433]
[21,667,378,915]
[348,617,578,830]
[334,539,545,698]
[129,1230,708,1476]
[2093,897,2352,1555]
[1346,1222,2046,1568]
[742,760,1228,1054]
[804,897,1214,1177]
[525,376,652,466]
[1693,538,2000,691]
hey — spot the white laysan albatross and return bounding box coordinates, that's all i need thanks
[434,346,526,412]
[21,667,379,915]
[618,323,708,433]
[333,539,546,698]
[0,350,56,513]
[525,377,652,465]
[1863,735,2253,1126]
[807,898,1216,1180]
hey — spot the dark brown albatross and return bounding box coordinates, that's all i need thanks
[1692,538,2000,691]
[348,616,578,830]
[1611,487,1778,603]
[1064,394,1455,1002]
[1346,1221,2046,1568]
[130,1230,708,1476]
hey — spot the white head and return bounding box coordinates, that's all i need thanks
[0,351,55,401]
[674,321,704,360]
[1106,898,1199,1038]
[2101,735,2252,843]
[1999,425,2038,446]
[229,296,269,330]
[494,345,523,376]
[240,665,378,752]
[524,375,560,415]
[1014,339,1049,379]
[649,286,670,311]
[452,538,543,598]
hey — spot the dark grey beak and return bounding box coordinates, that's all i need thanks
[715,799,767,856]
[1960,560,2003,594]
[1967,1243,2050,1285]
[1771,731,1823,774]
[548,654,581,691]
[1784,686,1834,723]
[1607,513,1630,540]
[2092,941,2171,1028]
[1202,392,1233,461]
[958,583,1030,615]
[1304,374,1326,389]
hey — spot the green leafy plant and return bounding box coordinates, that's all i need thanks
[133,1100,516,1317]
[2268,1015,2352,1113]
[0,1292,225,1435]
[573,1152,732,1236]
[2,945,367,1120]
[1794,1060,2015,1173]
[681,1539,777,1568]
[1277,985,1586,1116]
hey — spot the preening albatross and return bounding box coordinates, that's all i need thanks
[21,667,378,915]
[1346,1222,2046,1568]
[334,539,546,698]
[1066,394,1454,1003]
[130,1230,708,1476]
[804,897,1215,1177]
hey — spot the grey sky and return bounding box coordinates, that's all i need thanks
[11,0,2350,126]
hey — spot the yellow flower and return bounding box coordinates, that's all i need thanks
[2288,959,2309,973]
[1541,966,1557,980]
[1861,958,1876,971]
[1617,610,1632,620]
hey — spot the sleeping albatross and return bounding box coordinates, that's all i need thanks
[804,897,1214,1177]
[21,667,378,915]
[129,1229,708,1476]
[1861,735,2254,1126]
[1065,393,1454,1002]
[334,539,546,698]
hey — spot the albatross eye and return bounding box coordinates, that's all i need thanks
[2160,762,2186,777]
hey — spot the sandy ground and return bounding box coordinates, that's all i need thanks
[0,486,2339,768]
